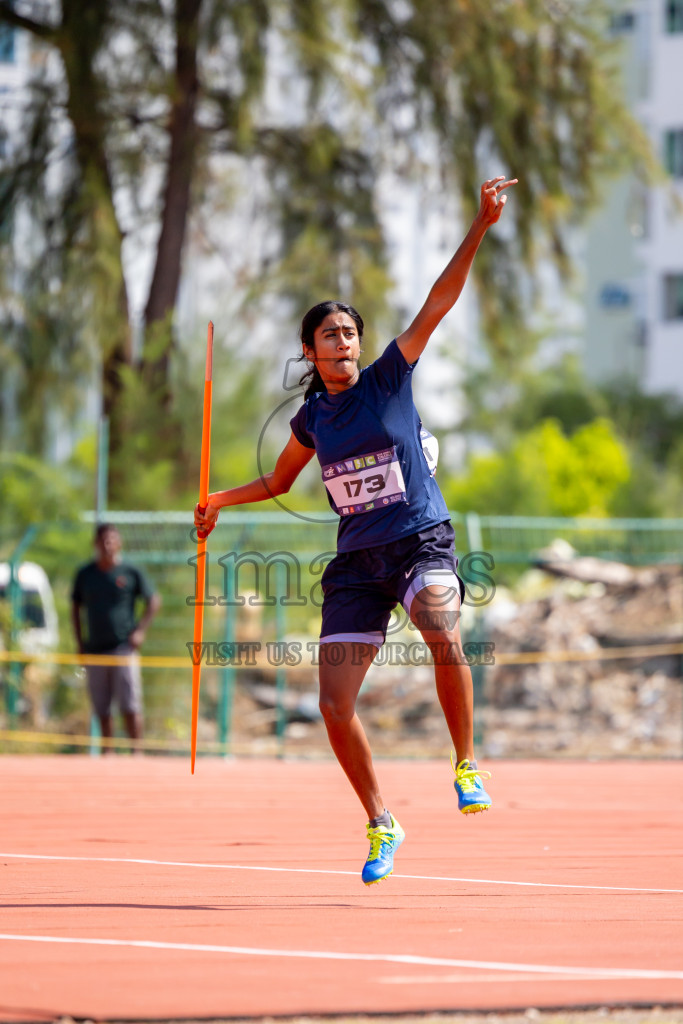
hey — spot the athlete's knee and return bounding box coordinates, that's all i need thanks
[319,691,356,725]
[421,629,464,662]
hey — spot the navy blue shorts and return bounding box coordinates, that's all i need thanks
[319,520,464,646]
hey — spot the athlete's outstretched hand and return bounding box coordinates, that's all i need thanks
[395,173,518,363]
[476,176,518,228]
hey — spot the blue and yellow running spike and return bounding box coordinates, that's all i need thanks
[451,752,492,814]
[362,815,405,885]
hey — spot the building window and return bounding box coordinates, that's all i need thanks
[600,282,632,309]
[665,0,683,32]
[663,274,683,320]
[610,10,636,32]
[0,24,14,63]
[664,129,683,177]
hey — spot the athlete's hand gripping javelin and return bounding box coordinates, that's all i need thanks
[194,501,218,537]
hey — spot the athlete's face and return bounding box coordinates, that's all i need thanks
[304,312,361,393]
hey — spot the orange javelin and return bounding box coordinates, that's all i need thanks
[191,321,214,773]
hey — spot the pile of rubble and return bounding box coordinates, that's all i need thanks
[480,553,682,758]
[228,550,683,759]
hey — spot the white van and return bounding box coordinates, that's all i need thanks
[0,561,59,652]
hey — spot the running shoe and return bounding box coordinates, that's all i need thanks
[452,754,492,814]
[362,814,405,885]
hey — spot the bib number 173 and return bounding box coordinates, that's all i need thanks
[342,473,385,498]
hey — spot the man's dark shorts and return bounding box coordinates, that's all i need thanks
[319,519,465,647]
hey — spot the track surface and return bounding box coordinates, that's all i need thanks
[1,756,682,1021]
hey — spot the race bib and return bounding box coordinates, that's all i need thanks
[420,427,439,477]
[321,446,407,516]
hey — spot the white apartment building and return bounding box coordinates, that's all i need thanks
[583,0,683,395]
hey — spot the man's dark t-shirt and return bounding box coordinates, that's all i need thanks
[72,562,154,653]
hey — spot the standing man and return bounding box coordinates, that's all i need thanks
[72,523,161,752]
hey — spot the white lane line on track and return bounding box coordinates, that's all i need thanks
[0,934,682,981]
[1,852,682,895]
[379,972,659,985]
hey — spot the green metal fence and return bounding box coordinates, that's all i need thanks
[1,511,681,756]
[462,513,683,566]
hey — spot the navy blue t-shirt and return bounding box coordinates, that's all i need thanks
[289,339,449,552]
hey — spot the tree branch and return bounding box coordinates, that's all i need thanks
[0,0,56,40]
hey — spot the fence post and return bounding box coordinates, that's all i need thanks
[464,511,483,554]
[90,426,106,754]
[219,564,236,756]
[6,525,39,724]
[88,422,108,754]
[463,512,485,750]
[95,415,109,523]
[468,611,485,750]
[275,562,287,752]
[90,713,102,757]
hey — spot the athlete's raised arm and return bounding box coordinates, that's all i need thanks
[194,431,315,535]
[396,176,517,365]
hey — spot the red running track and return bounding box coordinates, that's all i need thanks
[0,756,682,1021]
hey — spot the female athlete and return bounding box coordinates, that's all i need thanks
[195,175,517,884]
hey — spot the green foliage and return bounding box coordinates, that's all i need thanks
[457,352,603,448]
[355,0,659,362]
[595,384,683,517]
[600,380,683,465]
[0,453,84,535]
[444,417,631,517]
[451,354,683,518]
[0,450,96,649]
[0,0,663,515]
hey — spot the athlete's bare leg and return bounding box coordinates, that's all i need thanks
[318,641,384,820]
[410,585,474,763]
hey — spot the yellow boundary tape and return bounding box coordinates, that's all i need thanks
[0,729,279,754]
[495,641,683,665]
[0,643,681,669]
[0,651,193,669]
[1,645,680,753]
[0,730,191,752]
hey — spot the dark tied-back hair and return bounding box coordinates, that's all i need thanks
[298,300,364,399]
